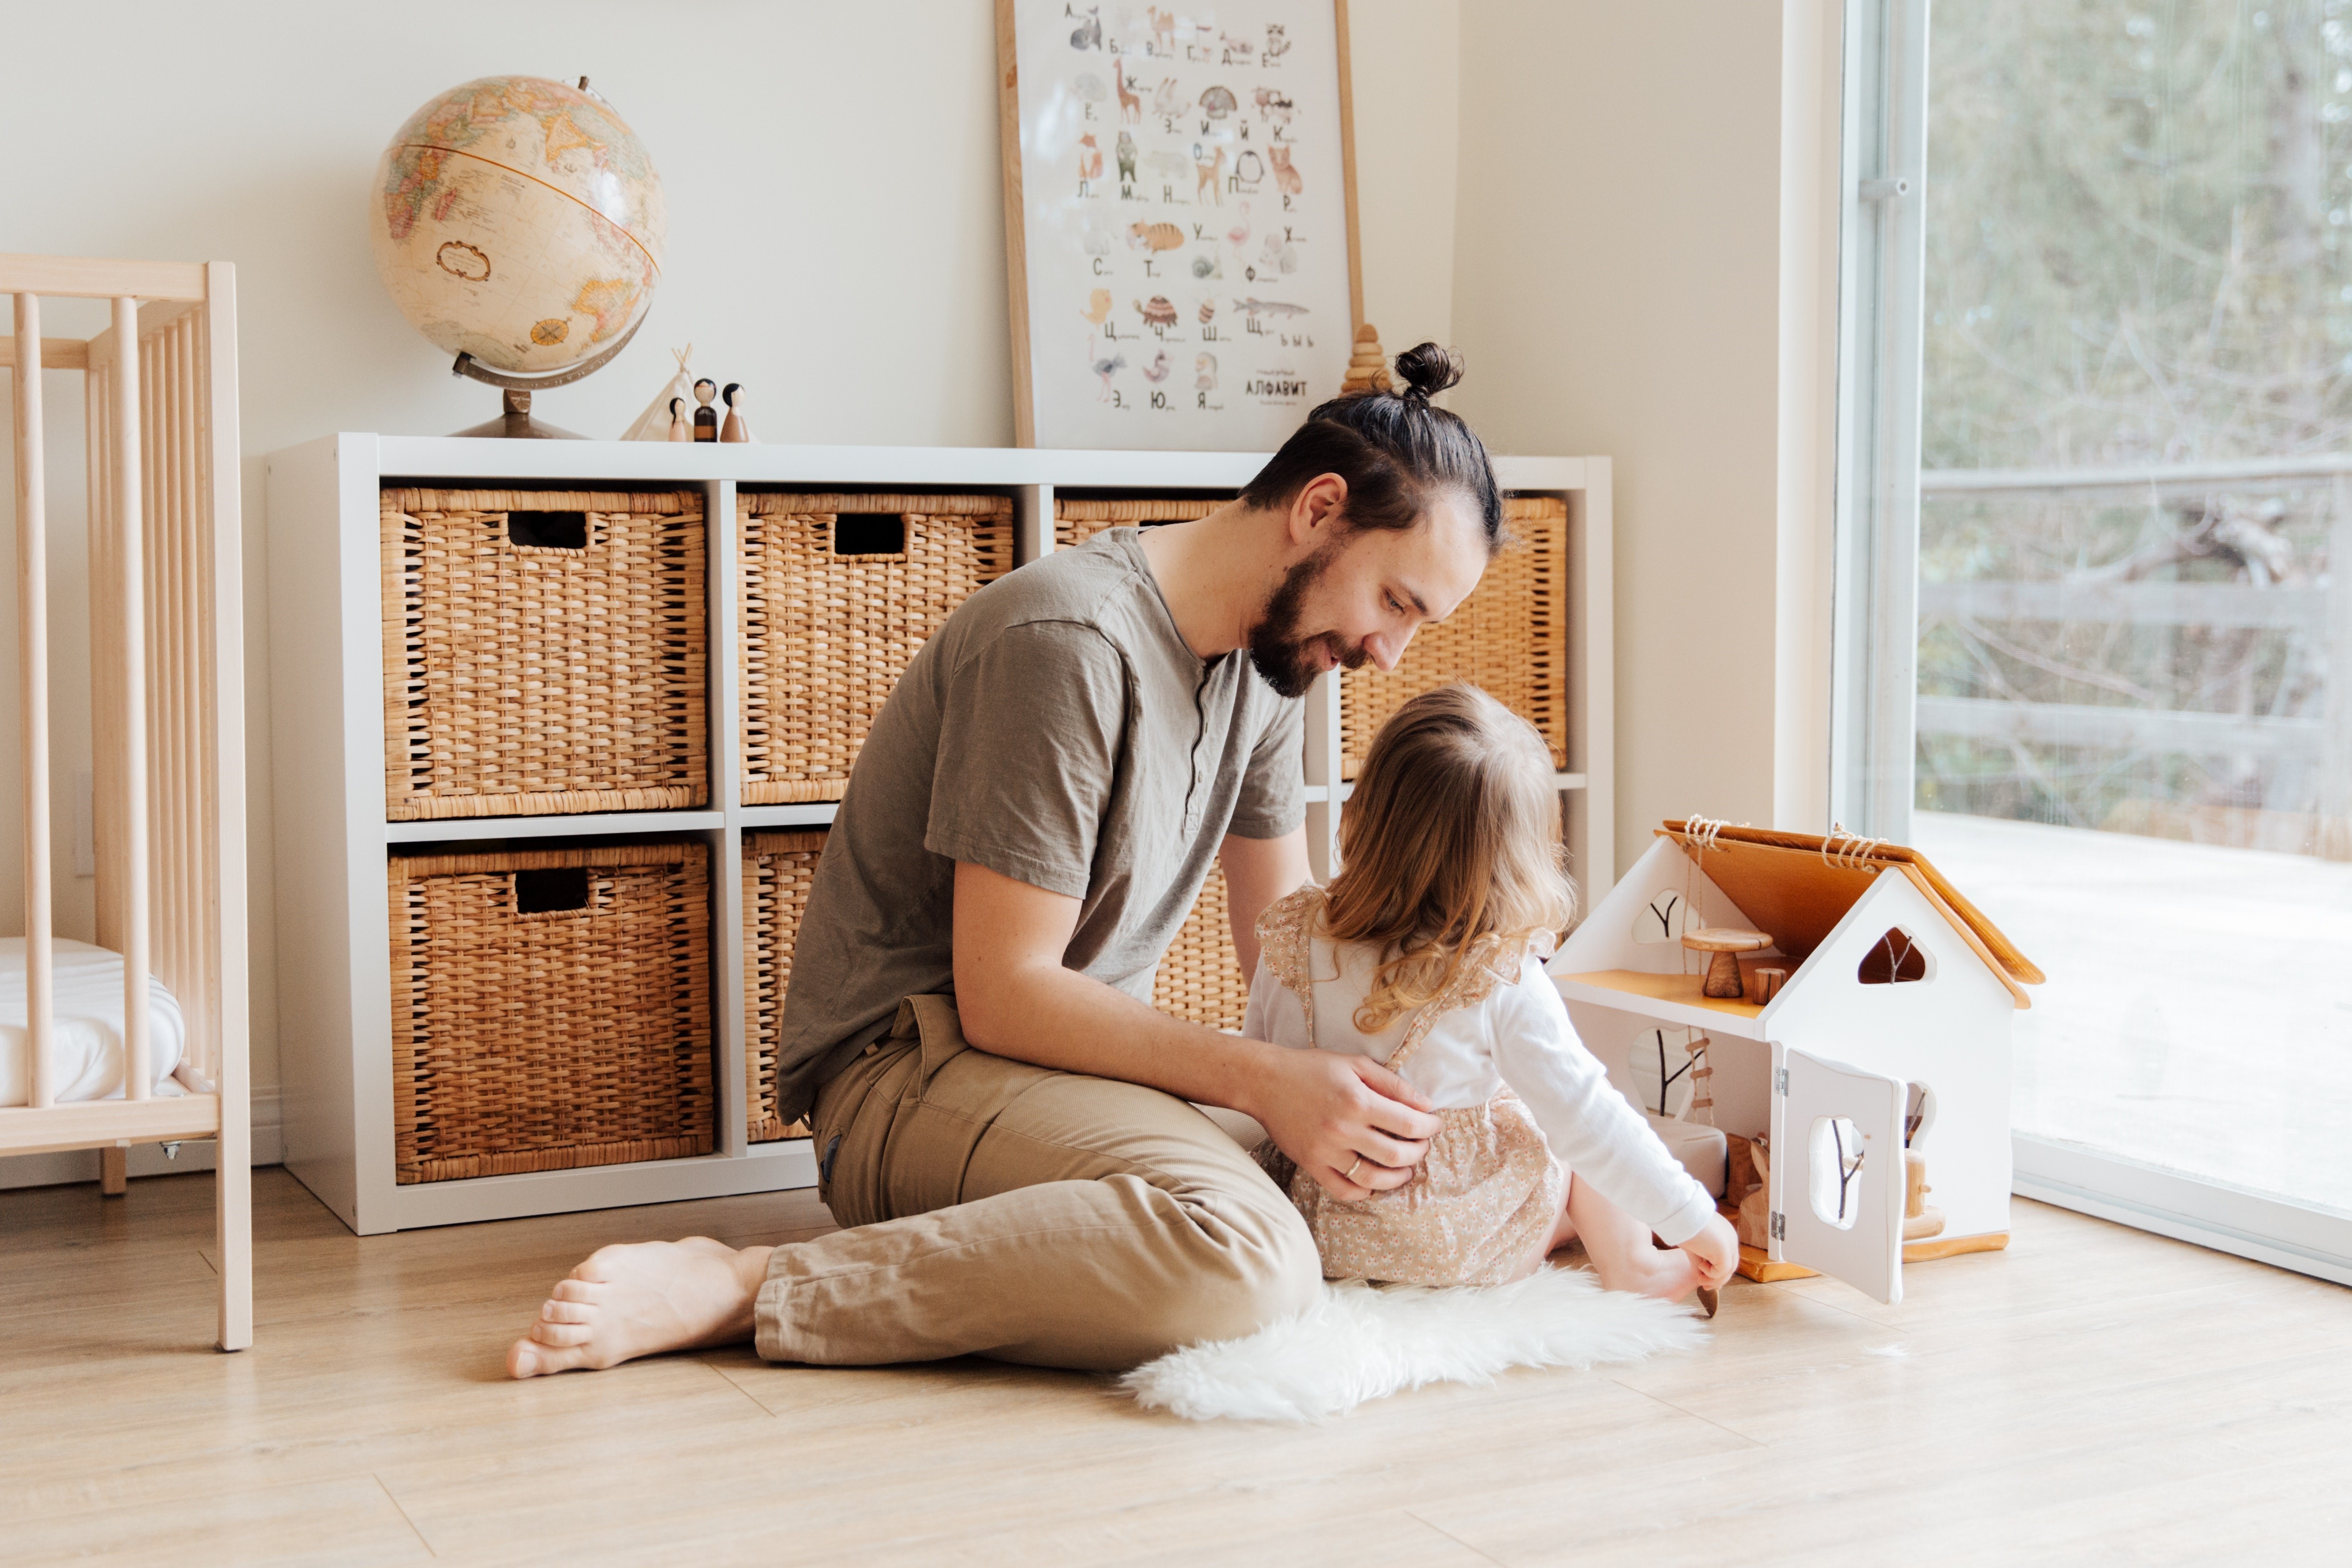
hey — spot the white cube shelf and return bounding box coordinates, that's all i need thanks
[265,435,1612,1234]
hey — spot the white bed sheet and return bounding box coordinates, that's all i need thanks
[0,937,188,1106]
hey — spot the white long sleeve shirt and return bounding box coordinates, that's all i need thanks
[1240,926,1717,1247]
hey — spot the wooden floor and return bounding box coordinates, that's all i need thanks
[4,1171,2346,1567]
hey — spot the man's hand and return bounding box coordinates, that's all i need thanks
[952,861,1442,1197]
[1240,1045,1443,1202]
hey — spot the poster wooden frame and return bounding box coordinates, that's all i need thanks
[995,0,1364,448]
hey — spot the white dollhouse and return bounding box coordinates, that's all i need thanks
[1549,821,2043,1304]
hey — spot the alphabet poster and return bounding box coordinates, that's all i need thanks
[998,1,1359,449]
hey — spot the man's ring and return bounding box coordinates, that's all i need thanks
[1344,1155,1364,1182]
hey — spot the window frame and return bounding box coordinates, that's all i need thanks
[1831,0,2352,1285]
[1829,0,1929,844]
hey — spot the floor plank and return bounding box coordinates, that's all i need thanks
[3,1168,2345,1565]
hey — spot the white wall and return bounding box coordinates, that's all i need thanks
[1449,1,1788,871]
[0,0,1466,1136]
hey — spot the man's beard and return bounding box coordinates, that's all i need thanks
[1247,539,1368,698]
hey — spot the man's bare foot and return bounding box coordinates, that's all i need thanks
[506,1236,773,1379]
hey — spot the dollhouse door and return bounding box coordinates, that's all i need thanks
[1768,1043,1909,1305]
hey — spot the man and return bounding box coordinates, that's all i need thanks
[510,348,1506,1375]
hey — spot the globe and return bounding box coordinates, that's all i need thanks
[370,76,666,378]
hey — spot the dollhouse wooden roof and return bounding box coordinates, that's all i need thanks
[1658,821,2044,994]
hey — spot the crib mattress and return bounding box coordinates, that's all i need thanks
[0,937,188,1107]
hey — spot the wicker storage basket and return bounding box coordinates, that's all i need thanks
[1341,495,1568,775]
[738,492,1015,803]
[1157,865,1249,1031]
[743,829,826,1142]
[382,488,708,820]
[388,841,714,1184]
[1055,494,1225,550]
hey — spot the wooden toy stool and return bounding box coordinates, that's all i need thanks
[1681,928,1772,999]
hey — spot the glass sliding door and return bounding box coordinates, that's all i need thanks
[1847,0,2352,1278]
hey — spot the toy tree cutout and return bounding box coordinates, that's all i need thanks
[1857,927,1929,985]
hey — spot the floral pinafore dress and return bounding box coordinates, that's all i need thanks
[1250,888,1568,1287]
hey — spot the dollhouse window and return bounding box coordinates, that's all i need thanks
[1631,891,1701,944]
[1807,1115,1866,1229]
[1906,1082,1936,1146]
[1629,1026,1707,1116]
[1857,926,1931,984]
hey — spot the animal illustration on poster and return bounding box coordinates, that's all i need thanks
[999,0,1360,448]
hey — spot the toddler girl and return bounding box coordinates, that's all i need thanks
[1245,684,1738,1303]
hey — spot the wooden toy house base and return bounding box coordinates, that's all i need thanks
[1735,1245,1818,1284]
[1553,822,2042,1305]
[1731,1231,2011,1283]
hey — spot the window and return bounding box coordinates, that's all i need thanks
[1836,0,2352,1282]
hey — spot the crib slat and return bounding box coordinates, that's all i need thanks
[112,295,151,1103]
[13,292,55,1110]
[143,324,170,1088]
[159,323,185,1079]
[146,325,178,1079]
[86,359,114,959]
[163,317,202,1083]
[202,260,252,1353]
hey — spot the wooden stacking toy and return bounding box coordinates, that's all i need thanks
[1341,322,1393,395]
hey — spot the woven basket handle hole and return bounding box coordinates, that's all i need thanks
[831,514,908,557]
[505,510,591,551]
[513,866,594,915]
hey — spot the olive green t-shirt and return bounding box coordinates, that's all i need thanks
[774,527,1305,1122]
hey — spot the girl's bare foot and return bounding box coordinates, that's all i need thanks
[506,1237,773,1378]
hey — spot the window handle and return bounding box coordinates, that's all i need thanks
[1860,176,1913,202]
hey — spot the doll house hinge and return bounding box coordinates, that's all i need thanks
[1773,1067,1789,1096]
[1769,1210,1786,1241]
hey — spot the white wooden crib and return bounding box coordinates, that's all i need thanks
[2,255,250,1351]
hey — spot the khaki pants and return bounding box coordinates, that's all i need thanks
[754,995,1322,1372]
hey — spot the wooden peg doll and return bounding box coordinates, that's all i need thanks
[667,396,693,442]
[692,378,719,441]
[719,383,752,443]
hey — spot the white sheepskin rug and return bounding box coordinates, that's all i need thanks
[1118,1265,1709,1423]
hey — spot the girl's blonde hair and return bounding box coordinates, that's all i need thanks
[1321,684,1576,1033]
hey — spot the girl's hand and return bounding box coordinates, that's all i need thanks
[1681,1212,1739,1288]
[1244,1045,1442,1202]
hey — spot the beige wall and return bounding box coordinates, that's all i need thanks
[1347,0,1462,353]
[1450,1,1788,872]
[0,0,1473,1129]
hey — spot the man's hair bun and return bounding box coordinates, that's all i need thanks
[1392,342,1465,402]
[1240,339,1503,556]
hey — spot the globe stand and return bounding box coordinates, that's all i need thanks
[452,388,586,441]
[448,314,643,439]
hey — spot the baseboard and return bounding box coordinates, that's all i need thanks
[0,1091,285,1190]
[2014,1132,2352,1289]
